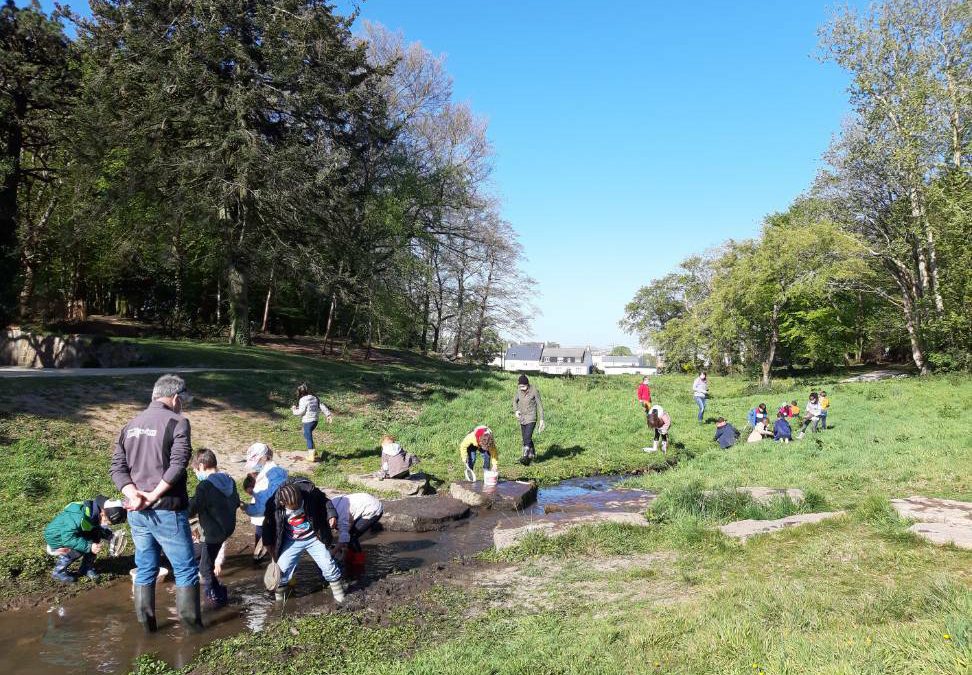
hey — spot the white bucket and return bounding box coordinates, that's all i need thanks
[483,469,499,487]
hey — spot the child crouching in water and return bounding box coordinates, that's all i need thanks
[189,449,239,608]
[44,495,127,583]
[376,434,420,479]
[262,479,347,604]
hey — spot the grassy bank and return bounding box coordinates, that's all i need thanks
[1,339,970,673]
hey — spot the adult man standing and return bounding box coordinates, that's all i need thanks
[110,374,201,633]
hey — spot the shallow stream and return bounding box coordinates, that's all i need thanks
[0,475,646,674]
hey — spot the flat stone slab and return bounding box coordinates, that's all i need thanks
[890,496,972,526]
[493,511,650,550]
[703,487,805,505]
[907,522,972,550]
[718,511,845,542]
[449,480,537,510]
[381,495,470,532]
[346,472,431,497]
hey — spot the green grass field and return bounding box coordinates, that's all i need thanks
[1,339,970,673]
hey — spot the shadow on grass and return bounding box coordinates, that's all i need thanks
[536,444,585,463]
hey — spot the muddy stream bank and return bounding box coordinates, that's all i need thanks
[0,476,650,674]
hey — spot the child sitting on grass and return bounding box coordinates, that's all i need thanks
[376,434,420,479]
[774,412,792,442]
[189,449,240,608]
[713,418,740,449]
[44,495,127,583]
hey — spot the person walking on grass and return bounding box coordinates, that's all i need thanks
[291,383,333,462]
[636,376,652,410]
[692,372,709,423]
[514,375,545,466]
[262,479,347,604]
[797,392,823,439]
[242,443,288,563]
[189,449,239,609]
[110,373,201,633]
[459,425,498,481]
[644,405,671,454]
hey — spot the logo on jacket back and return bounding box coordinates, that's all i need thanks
[126,427,158,439]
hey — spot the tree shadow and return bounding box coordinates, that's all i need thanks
[536,444,585,463]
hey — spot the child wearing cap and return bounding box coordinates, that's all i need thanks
[242,442,288,562]
[44,495,126,583]
[458,425,498,481]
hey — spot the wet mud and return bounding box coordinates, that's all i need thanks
[0,476,650,674]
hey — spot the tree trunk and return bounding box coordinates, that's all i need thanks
[453,270,466,359]
[909,185,944,314]
[473,257,495,354]
[227,260,251,345]
[761,302,779,387]
[261,265,275,333]
[0,94,26,325]
[900,287,929,375]
[322,289,338,355]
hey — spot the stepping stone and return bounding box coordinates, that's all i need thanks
[703,487,805,505]
[890,496,972,526]
[906,522,972,550]
[718,511,846,542]
[381,495,470,532]
[346,472,431,497]
[891,496,972,550]
[493,511,650,550]
[449,480,538,510]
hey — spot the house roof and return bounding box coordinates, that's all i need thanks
[543,347,587,359]
[601,355,640,366]
[505,344,543,361]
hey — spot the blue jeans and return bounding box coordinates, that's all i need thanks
[277,536,341,586]
[820,412,828,429]
[129,508,198,587]
[466,448,491,471]
[695,396,706,421]
[302,421,318,449]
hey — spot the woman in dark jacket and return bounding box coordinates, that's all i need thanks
[262,478,345,603]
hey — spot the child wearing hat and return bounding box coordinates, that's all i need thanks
[242,442,288,562]
[44,495,126,583]
[513,374,544,465]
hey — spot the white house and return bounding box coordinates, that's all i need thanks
[502,343,544,372]
[538,347,593,375]
[596,354,658,376]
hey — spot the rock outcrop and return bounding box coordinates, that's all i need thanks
[891,495,972,550]
[449,480,537,510]
[493,511,649,550]
[718,511,845,542]
[381,495,471,532]
[346,472,431,497]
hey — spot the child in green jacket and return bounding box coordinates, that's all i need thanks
[44,495,127,583]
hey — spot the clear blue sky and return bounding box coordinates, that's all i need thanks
[36,0,862,349]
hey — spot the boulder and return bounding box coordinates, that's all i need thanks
[381,495,470,532]
[718,511,845,542]
[890,496,972,526]
[493,511,649,550]
[449,480,537,510]
[346,472,431,497]
[907,522,972,550]
[703,487,805,505]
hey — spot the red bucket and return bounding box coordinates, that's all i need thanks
[344,549,367,577]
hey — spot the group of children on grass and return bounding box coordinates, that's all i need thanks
[637,372,833,452]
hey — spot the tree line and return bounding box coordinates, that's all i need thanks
[622,0,971,383]
[1,0,535,357]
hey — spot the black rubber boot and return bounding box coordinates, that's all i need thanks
[133,584,157,633]
[176,584,205,633]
